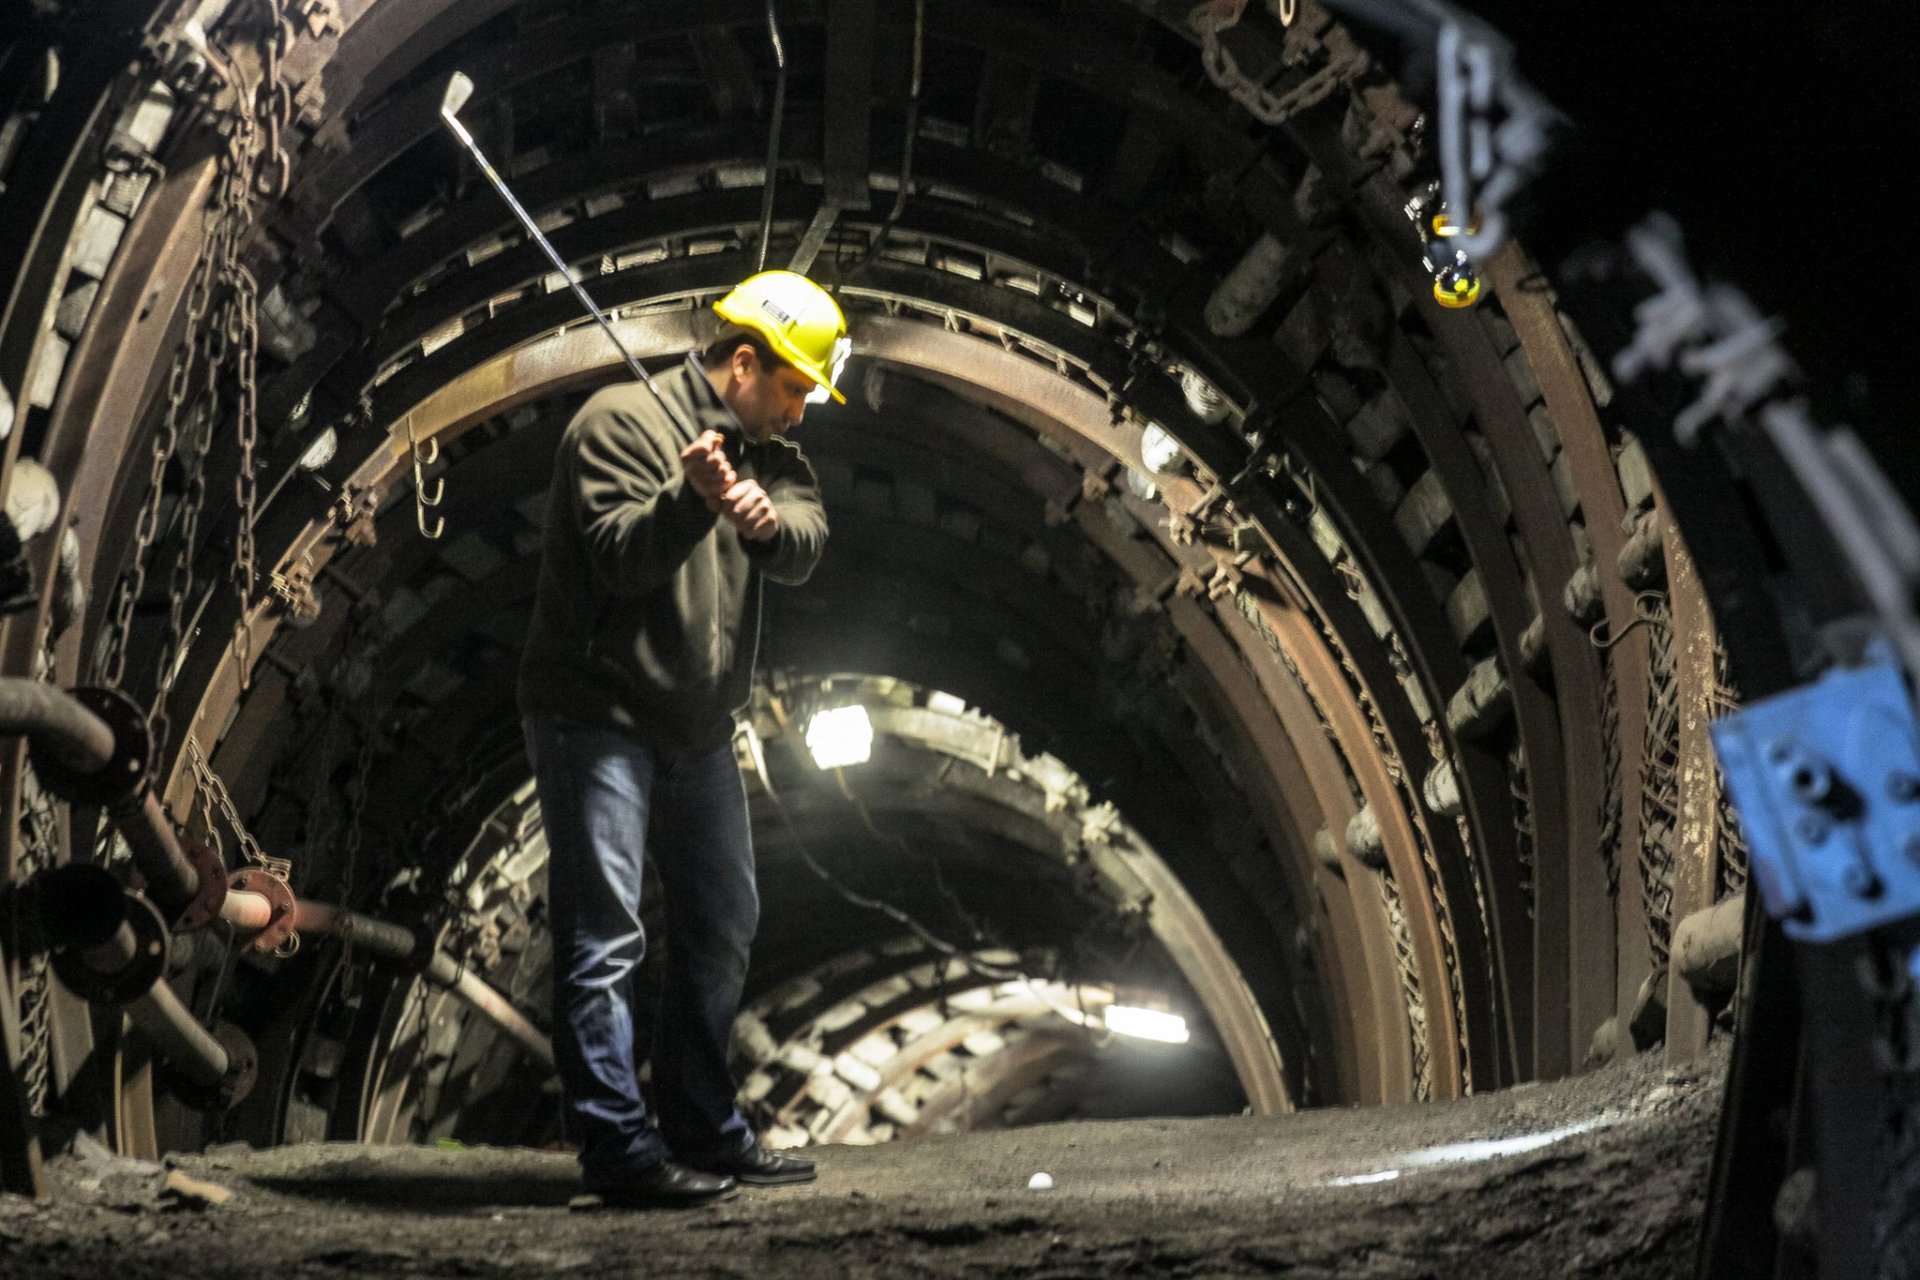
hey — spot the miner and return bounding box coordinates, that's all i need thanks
[518,270,849,1207]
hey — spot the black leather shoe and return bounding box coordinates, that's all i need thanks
[584,1161,738,1208]
[691,1145,816,1186]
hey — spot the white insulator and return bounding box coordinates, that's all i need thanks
[3,457,60,540]
[1422,758,1463,818]
[1344,804,1387,871]
[1311,826,1343,874]
[1672,893,1746,999]
[1180,369,1232,424]
[1617,508,1666,589]
[1204,233,1290,337]
[1445,656,1513,740]
[1562,562,1604,623]
[1139,422,1184,473]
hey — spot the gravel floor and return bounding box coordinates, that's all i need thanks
[0,1042,1723,1279]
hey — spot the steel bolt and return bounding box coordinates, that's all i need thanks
[1796,813,1830,844]
[1843,863,1882,899]
[1766,738,1794,766]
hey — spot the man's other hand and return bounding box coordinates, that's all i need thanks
[681,431,736,509]
[719,479,779,542]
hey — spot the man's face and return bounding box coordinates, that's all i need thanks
[725,344,816,444]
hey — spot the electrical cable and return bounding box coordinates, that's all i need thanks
[831,0,924,290]
[758,759,1118,1039]
[755,0,787,273]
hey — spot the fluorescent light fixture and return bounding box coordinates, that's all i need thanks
[805,704,873,769]
[1103,1005,1189,1044]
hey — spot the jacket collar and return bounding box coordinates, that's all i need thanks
[679,352,748,443]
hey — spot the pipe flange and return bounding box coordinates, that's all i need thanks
[52,892,170,1004]
[171,841,229,933]
[229,868,297,954]
[28,685,150,807]
[166,1021,258,1112]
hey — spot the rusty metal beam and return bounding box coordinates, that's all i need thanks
[1487,246,1657,1027]
[1659,508,1725,1066]
[1405,275,1611,1081]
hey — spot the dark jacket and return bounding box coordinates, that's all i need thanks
[517,357,828,751]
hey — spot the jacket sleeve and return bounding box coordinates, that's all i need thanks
[744,442,828,586]
[569,400,717,597]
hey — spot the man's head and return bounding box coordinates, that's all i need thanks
[700,328,819,444]
[706,271,849,443]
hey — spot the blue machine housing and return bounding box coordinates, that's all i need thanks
[1712,656,1920,944]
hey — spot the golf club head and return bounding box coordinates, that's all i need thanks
[440,72,474,120]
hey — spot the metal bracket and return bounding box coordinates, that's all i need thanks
[1711,654,1920,943]
[229,867,298,955]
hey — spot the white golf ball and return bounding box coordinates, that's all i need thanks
[1028,1171,1054,1191]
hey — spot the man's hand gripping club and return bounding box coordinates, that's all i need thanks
[681,431,779,543]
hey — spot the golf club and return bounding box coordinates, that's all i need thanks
[437,72,699,440]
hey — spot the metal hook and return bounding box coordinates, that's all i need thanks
[1588,590,1671,650]
[405,415,446,538]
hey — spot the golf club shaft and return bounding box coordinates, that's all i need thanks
[439,92,699,441]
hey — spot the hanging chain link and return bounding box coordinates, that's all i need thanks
[96,2,293,738]
[95,224,218,694]
[12,759,63,1116]
[230,0,296,692]
[186,733,291,881]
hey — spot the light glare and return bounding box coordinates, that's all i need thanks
[1103,1005,1189,1044]
[805,704,874,769]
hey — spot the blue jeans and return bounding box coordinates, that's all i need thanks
[523,714,759,1180]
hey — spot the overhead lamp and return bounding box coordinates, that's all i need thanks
[1139,423,1182,474]
[1102,1004,1190,1044]
[297,426,338,471]
[804,704,873,769]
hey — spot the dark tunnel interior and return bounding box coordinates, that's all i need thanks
[2,2,1917,1276]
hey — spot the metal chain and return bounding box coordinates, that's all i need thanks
[186,732,290,881]
[99,1,293,729]
[12,760,63,1115]
[1191,1,1364,128]
[230,0,296,692]
[1640,592,1681,967]
[95,222,218,692]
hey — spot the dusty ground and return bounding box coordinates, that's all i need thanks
[0,1043,1722,1279]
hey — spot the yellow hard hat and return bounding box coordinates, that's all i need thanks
[712,270,851,404]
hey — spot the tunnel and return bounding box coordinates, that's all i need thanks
[1,2,1914,1277]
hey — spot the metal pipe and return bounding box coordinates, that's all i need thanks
[0,679,204,915]
[0,677,116,775]
[293,901,554,1070]
[46,875,229,1089]
[127,981,229,1088]
[120,789,201,916]
[443,965,556,1071]
[218,888,273,931]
